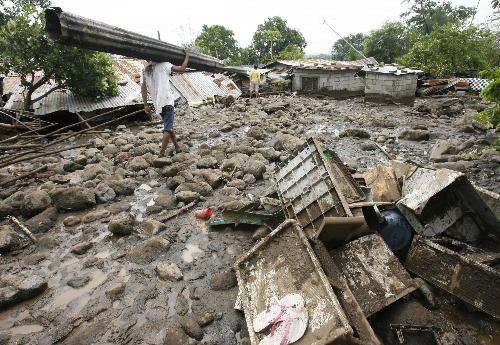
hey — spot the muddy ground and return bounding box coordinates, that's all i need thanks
[0,94,499,345]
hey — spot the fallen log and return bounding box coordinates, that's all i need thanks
[0,143,89,169]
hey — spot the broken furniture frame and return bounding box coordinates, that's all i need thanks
[405,236,500,320]
[235,219,353,344]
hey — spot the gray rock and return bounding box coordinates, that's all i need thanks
[71,241,93,255]
[105,282,126,301]
[67,275,90,288]
[152,157,172,168]
[155,195,177,209]
[175,191,199,203]
[220,187,240,196]
[209,269,237,291]
[175,181,213,196]
[51,187,96,211]
[196,157,218,169]
[166,175,186,190]
[164,327,191,345]
[196,312,215,327]
[399,129,430,141]
[82,209,110,223]
[129,156,149,171]
[0,275,47,309]
[95,183,116,203]
[272,133,304,152]
[0,191,25,217]
[94,138,106,149]
[263,102,289,114]
[108,213,135,236]
[127,237,171,264]
[192,169,223,188]
[243,159,266,179]
[156,262,183,281]
[430,139,461,162]
[63,216,81,227]
[247,126,267,140]
[340,128,371,139]
[107,178,137,196]
[21,190,51,217]
[227,179,246,191]
[0,225,21,253]
[243,174,257,185]
[79,163,108,182]
[25,207,58,233]
[180,317,204,341]
[102,144,119,156]
[256,147,280,161]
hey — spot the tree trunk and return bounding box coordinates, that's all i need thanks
[23,89,33,111]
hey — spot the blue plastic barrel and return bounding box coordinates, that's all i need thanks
[380,208,413,252]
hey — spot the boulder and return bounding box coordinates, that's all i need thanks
[272,133,304,152]
[108,213,135,236]
[51,187,96,211]
[209,269,237,291]
[247,126,267,140]
[82,209,110,223]
[107,178,137,196]
[129,156,149,171]
[25,207,58,233]
[339,128,371,139]
[196,157,218,169]
[243,159,266,179]
[155,195,177,209]
[95,183,116,203]
[156,262,183,281]
[102,144,119,156]
[399,130,430,141]
[166,175,186,190]
[105,282,126,301]
[175,191,199,203]
[192,169,223,188]
[175,181,213,197]
[0,275,47,309]
[79,164,108,182]
[152,157,172,168]
[0,225,21,253]
[256,147,280,161]
[0,191,25,217]
[127,237,171,264]
[71,241,93,255]
[263,102,289,114]
[67,275,90,289]
[63,216,81,227]
[180,317,204,341]
[21,190,51,217]
[430,139,461,162]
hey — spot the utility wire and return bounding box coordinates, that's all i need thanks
[323,20,369,61]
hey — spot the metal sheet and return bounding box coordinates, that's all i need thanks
[396,168,500,240]
[274,136,352,239]
[234,219,353,345]
[331,234,417,317]
[406,236,500,320]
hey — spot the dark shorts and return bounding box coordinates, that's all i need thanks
[160,105,175,133]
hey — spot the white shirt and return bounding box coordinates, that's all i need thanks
[141,62,174,114]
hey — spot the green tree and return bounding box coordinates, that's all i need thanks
[402,0,476,35]
[363,22,415,63]
[331,33,365,61]
[476,67,500,129]
[0,1,118,110]
[277,44,305,60]
[397,23,495,78]
[195,24,239,61]
[226,47,257,66]
[251,17,306,63]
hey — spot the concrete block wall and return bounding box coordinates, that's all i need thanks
[292,70,365,95]
[365,72,417,105]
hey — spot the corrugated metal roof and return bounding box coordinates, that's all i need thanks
[2,59,240,114]
[4,74,143,115]
[275,59,361,71]
[336,57,378,67]
[362,64,423,75]
[170,71,241,105]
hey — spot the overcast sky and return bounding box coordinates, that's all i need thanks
[51,0,496,55]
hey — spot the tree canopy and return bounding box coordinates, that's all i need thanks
[363,22,415,64]
[251,17,306,63]
[0,0,118,110]
[401,0,476,34]
[194,24,239,61]
[331,33,365,61]
[278,44,305,60]
[397,23,495,78]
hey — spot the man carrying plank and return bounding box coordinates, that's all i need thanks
[141,49,189,156]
